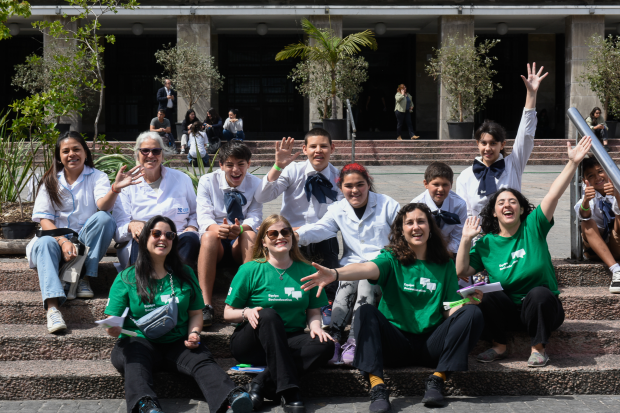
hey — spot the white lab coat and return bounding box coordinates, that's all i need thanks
[411,189,468,254]
[456,108,537,218]
[297,192,400,266]
[254,160,343,228]
[574,185,620,240]
[196,169,263,233]
[26,166,110,268]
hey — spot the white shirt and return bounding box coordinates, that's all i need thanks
[196,169,263,233]
[26,166,110,268]
[166,87,173,109]
[188,131,207,158]
[411,190,468,254]
[223,118,244,134]
[297,192,400,266]
[254,160,343,228]
[574,186,620,239]
[456,108,537,218]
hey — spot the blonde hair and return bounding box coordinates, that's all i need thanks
[252,214,309,264]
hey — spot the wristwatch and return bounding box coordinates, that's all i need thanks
[189,330,201,337]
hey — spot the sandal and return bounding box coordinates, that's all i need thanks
[476,348,508,363]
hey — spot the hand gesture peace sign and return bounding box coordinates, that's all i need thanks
[521,62,548,93]
[274,137,300,170]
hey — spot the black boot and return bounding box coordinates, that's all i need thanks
[369,384,391,413]
[421,374,446,407]
[137,397,164,413]
[280,388,305,413]
[247,382,264,410]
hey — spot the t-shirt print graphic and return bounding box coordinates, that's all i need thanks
[403,277,436,293]
[500,248,526,271]
[285,287,302,300]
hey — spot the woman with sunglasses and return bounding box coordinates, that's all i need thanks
[224,214,334,413]
[105,215,253,413]
[113,131,200,270]
[301,204,484,411]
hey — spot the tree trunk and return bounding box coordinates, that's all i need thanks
[458,93,463,123]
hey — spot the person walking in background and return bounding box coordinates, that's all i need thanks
[149,110,174,152]
[586,107,610,152]
[180,109,201,155]
[157,79,177,143]
[223,108,245,142]
[394,84,419,140]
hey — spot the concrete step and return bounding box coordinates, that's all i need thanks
[2,355,620,400]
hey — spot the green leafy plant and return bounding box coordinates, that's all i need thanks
[580,34,620,120]
[276,18,376,120]
[93,153,136,184]
[426,35,501,122]
[0,1,31,41]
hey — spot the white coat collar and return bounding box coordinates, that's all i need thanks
[421,190,453,213]
[474,153,504,165]
[304,160,333,180]
[344,191,378,223]
[57,165,94,188]
[217,168,251,193]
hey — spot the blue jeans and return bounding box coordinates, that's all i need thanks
[187,153,210,166]
[223,130,245,142]
[31,211,116,308]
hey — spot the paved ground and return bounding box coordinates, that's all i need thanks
[3,395,620,412]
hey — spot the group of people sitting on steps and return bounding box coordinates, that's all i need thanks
[25,63,620,413]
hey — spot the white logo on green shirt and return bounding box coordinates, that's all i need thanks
[285,287,302,300]
[228,287,232,296]
[511,249,526,259]
[403,277,436,293]
[500,249,526,271]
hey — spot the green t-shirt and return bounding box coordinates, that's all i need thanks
[469,205,559,304]
[225,260,328,332]
[369,249,461,335]
[104,266,205,343]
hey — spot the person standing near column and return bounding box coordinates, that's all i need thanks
[157,79,177,150]
[394,84,419,140]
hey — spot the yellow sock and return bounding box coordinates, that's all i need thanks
[433,372,446,381]
[369,373,384,388]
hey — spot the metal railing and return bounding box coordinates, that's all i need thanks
[346,99,357,162]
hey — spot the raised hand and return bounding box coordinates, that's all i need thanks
[218,218,231,240]
[568,136,592,165]
[274,137,300,170]
[583,179,596,205]
[462,217,482,241]
[521,62,548,93]
[300,262,337,297]
[113,165,144,191]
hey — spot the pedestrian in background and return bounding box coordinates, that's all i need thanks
[394,84,419,140]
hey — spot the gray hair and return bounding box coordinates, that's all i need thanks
[134,131,168,162]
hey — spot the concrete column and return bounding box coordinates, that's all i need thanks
[565,15,605,140]
[177,15,213,121]
[43,16,81,133]
[416,34,438,137]
[437,16,474,140]
[308,15,343,128]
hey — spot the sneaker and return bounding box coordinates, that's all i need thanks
[369,384,391,413]
[604,144,610,152]
[411,135,420,139]
[320,302,332,329]
[396,136,402,140]
[228,386,254,413]
[341,337,356,365]
[47,308,67,334]
[76,278,94,298]
[328,341,342,365]
[137,397,164,413]
[202,304,214,327]
[421,374,445,407]
[180,147,186,154]
[610,270,620,294]
[527,351,549,367]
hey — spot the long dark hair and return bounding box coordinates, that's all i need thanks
[207,107,220,123]
[184,109,200,125]
[590,107,602,123]
[337,163,376,193]
[132,216,192,304]
[385,203,451,266]
[37,131,95,208]
[479,188,535,234]
[474,120,507,157]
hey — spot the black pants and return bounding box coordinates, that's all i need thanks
[230,308,334,396]
[165,108,176,140]
[395,110,414,138]
[130,231,200,270]
[299,237,340,300]
[477,286,565,347]
[111,337,236,413]
[594,128,608,143]
[352,304,483,379]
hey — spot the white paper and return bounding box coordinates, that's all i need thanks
[95,307,138,337]
[458,282,503,297]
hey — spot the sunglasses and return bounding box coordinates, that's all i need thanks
[150,229,176,240]
[139,148,163,156]
[265,228,293,240]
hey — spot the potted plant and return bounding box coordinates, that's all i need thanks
[426,35,501,139]
[276,18,376,140]
[581,34,620,140]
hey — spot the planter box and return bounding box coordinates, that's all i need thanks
[322,119,347,140]
[1,222,37,239]
[607,121,618,140]
[447,122,475,140]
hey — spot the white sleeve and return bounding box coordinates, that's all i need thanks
[223,119,231,131]
[613,197,620,216]
[510,108,537,177]
[296,205,340,246]
[31,182,57,223]
[254,168,293,203]
[111,189,133,242]
[238,119,244,131]
[448,201,468,254]
[574,197,594,221]
[242,198,263,231]
[455,173,470,214]
[185,178,199,230]
[93,171,111,204]
[387,199,401,226]
[196,177,217,233]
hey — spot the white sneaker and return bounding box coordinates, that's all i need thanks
[76,278,94,298]
[47,308,67,333]
[610,270,620,294]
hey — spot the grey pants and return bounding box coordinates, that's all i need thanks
[330,279,382,341]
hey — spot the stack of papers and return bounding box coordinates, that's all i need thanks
[457,282,503,297]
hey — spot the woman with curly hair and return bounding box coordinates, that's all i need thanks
[300,203,484,411]
[456,136,592,368]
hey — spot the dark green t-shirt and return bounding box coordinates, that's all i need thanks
[225,260,328,332]
[370,249,461,335]
[104,266,205,343]
[469,205,559,304]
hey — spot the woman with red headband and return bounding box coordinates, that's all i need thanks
[296,163,400,365]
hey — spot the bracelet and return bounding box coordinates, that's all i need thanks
[189,331,200,337]
[241,307,249,322]
[58,238,69,247]
[273,163,283,171]
[580,203,591,212]
[239,225,244,234]
[333,268,339,282]
[111,183,121,194]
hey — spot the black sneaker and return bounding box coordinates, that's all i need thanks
[280,388,305,413]
[202,304,214,327]
[604,144,611,152]
[227,386,253,413]
[421,374,445,407]
[369,384,391,413]
[137,397,164,413]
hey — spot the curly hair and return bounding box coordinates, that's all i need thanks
[385,203,451,266]
[479,188,535,234]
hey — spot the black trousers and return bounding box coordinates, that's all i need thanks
[352,304,483,379]
[130,231,200,270]
[230,308,334,396]
[477,286,565,347]
[299,237,340,300]
[111,337,236,413]
[165,108,176,140]
[395,110,414,138]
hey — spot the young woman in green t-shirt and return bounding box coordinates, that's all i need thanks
[456,136,592,368]
[224,214,334,413]
[300,204,484,411]
[104,216,252,413]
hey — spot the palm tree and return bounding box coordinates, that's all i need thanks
[276,18,377,119]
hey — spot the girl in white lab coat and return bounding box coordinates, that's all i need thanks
[296,163,400,365]
[28,131,142,334]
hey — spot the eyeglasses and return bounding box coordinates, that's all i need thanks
[139,148,163,156]
[265,228,293,240]
[150,230,176,240]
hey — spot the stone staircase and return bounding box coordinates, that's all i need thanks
[1,255,620,400]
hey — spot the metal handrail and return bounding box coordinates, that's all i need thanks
[346,99,357,162]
